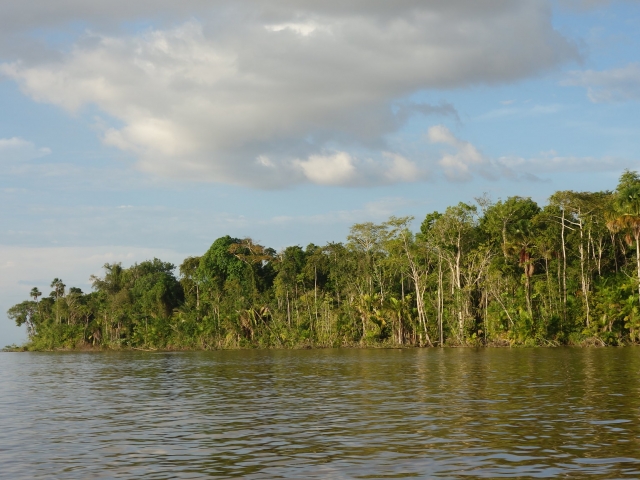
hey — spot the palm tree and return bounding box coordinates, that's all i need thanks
[30,287,42,331]
[30,287,42,302]
[50,278,65,324]
[384,295,413,345]
[607,170,640,307]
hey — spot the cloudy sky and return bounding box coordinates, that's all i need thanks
[1,0,640,344]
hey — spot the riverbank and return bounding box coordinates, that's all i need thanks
[4,335,626,352]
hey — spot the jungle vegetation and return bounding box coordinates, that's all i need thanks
[9,171,640,350]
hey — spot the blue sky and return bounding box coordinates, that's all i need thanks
[1,0,640,345]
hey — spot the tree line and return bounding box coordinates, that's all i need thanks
[9,171,640,350]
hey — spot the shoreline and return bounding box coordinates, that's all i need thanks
[3,337,628,353]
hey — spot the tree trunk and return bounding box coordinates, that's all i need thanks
[438,257,443,347]
[578,217,590,327]
[561,208,568,323]
[455,234,463,342]
[525,272,532,319]
[314,266,319,324]
[635,230,640,309]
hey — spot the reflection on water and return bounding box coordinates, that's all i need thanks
[1,348,639,478]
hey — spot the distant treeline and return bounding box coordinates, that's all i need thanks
[9,171,640,350]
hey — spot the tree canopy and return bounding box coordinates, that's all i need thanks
[10,171,640,350]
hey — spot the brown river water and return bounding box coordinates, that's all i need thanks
[1,348,639,479]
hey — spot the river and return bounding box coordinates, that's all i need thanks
[1,348,639,478]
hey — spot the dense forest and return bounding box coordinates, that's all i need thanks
[9,171,640,350]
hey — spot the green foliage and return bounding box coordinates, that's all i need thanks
[198,236,247,288]
[10,171,640,350]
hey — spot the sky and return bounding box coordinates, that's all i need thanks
[1,0,640,345]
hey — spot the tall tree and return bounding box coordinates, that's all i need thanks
[50,278,65,324]
[607,170,640,307]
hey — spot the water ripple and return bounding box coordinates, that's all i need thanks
[1,348,639,478]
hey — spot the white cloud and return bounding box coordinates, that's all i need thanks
[384,153,424,183]
[426,125,636,181]
[497,153,635,176]
[427,126,493,181]
[293,152,356,186]
[563,63,640,103]
[0,1,578,188]
[427,125,459,146]
[265,22,329,36]
[0,137,51,163]
[292,151,428,186]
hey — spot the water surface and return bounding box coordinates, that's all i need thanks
[1,348,639,478]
